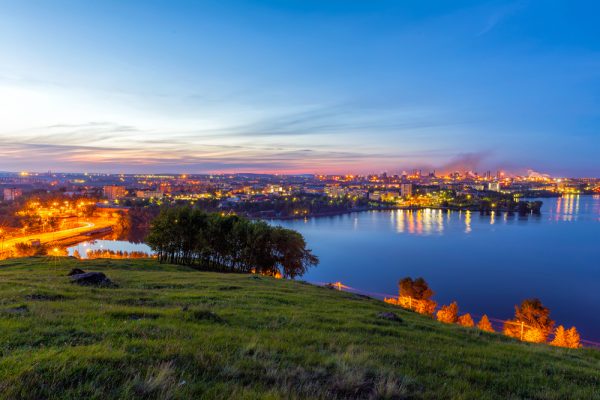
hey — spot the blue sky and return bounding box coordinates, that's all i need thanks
[0,0,598,176]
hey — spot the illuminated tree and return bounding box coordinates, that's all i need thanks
[566,327,581,349]
[414,299,437,316]
[477,315,494,332]
[436,302,458,324]
[550,325,568,347]
[522,328,546,343]
[458,313,474,327]
[503,298,554,343]
[397,277,436,316]
[398,277,434,301]
[72,249,81,259]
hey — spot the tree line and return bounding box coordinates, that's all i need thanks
[387,277,580,349]
[146,207,318,278]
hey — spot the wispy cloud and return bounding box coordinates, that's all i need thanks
[477,1,527,37]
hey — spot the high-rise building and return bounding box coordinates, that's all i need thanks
[103,185,127,200]
[400,183,413,197]
[3,188,23,201]
[487,182,501,192]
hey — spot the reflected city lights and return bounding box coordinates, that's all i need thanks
[465,210,472,233]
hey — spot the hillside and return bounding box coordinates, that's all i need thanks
[0,258,598,399]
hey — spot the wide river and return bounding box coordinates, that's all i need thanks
[69,195,600,340]
[275,195,600,340]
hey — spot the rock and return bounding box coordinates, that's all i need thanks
[67,268,86,276]
[377,312,402,323]
[70,272,114,287]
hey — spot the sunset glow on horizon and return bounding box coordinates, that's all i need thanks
[1,1,599,176]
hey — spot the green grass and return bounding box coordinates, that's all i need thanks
[0,257,598,399]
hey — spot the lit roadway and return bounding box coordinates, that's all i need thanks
[1,220,114,251]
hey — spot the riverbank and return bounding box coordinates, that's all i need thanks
[0,257,598,399]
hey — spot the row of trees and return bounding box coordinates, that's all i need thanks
[388,277,581,348]
[72,249,152,260]
[146,207,318,278]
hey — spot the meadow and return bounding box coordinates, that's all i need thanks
[0,257,598,399]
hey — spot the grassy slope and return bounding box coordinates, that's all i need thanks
[0,258,598,400]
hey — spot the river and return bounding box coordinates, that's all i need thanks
[275,195,600,340]
[68,194,600,340]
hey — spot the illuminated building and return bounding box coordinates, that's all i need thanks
[103,185,127,200]
[3,188,23,201]
[487,182,501,192]
[135,190,164,199]
[400,183,413,198]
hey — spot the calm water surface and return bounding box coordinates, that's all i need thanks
[68,195,600,339]
[275,195,600,340]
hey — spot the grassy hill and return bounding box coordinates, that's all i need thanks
[0,257,598,399]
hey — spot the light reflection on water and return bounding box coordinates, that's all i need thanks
[274,195,600,339]
[68,239,152,258]
[63,196,600,338]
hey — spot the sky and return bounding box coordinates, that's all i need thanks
[0,0,599,176]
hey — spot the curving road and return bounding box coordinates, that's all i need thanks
[0,220,114,252]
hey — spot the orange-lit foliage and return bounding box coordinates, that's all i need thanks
[436,302,459,324]
[566,327,581,348]
[477,315,494,332]
[551,325,568,347]
[399,277,433,301]
[413,298,437,316]
[393,277,437,316]
[384,296,437,316]
[85,249,153,259]
[13,242,48,257]
[522,328,546,343]
[503,298,554,343]
[458,313,474,327]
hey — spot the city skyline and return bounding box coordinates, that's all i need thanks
[1,1,599,176]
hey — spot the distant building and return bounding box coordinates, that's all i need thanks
[135,190,163,199]
[3,188,23,201]
[264,184,284,194]
[400,183,413,198]
[368,191,381,201]
[487,182,501,192]
[325,186,347,197]
[103,185,127,200]
[380,191,400,202]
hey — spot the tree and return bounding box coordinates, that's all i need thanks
[146,207,318,278]
[72,249,81,259]
[565,327,581,349]
[458,313,474,327]
[398,277,434,300]
[398,277,436,316]
[503,298,554,343]
[550,325,568,347]
[271,227,319,278]
[436,302,459,324]
[477,315,494,332]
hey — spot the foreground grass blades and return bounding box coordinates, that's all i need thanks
[0,257,598,399]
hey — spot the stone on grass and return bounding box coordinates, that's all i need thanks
[70,272,115,287]
[377,312,403,323]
